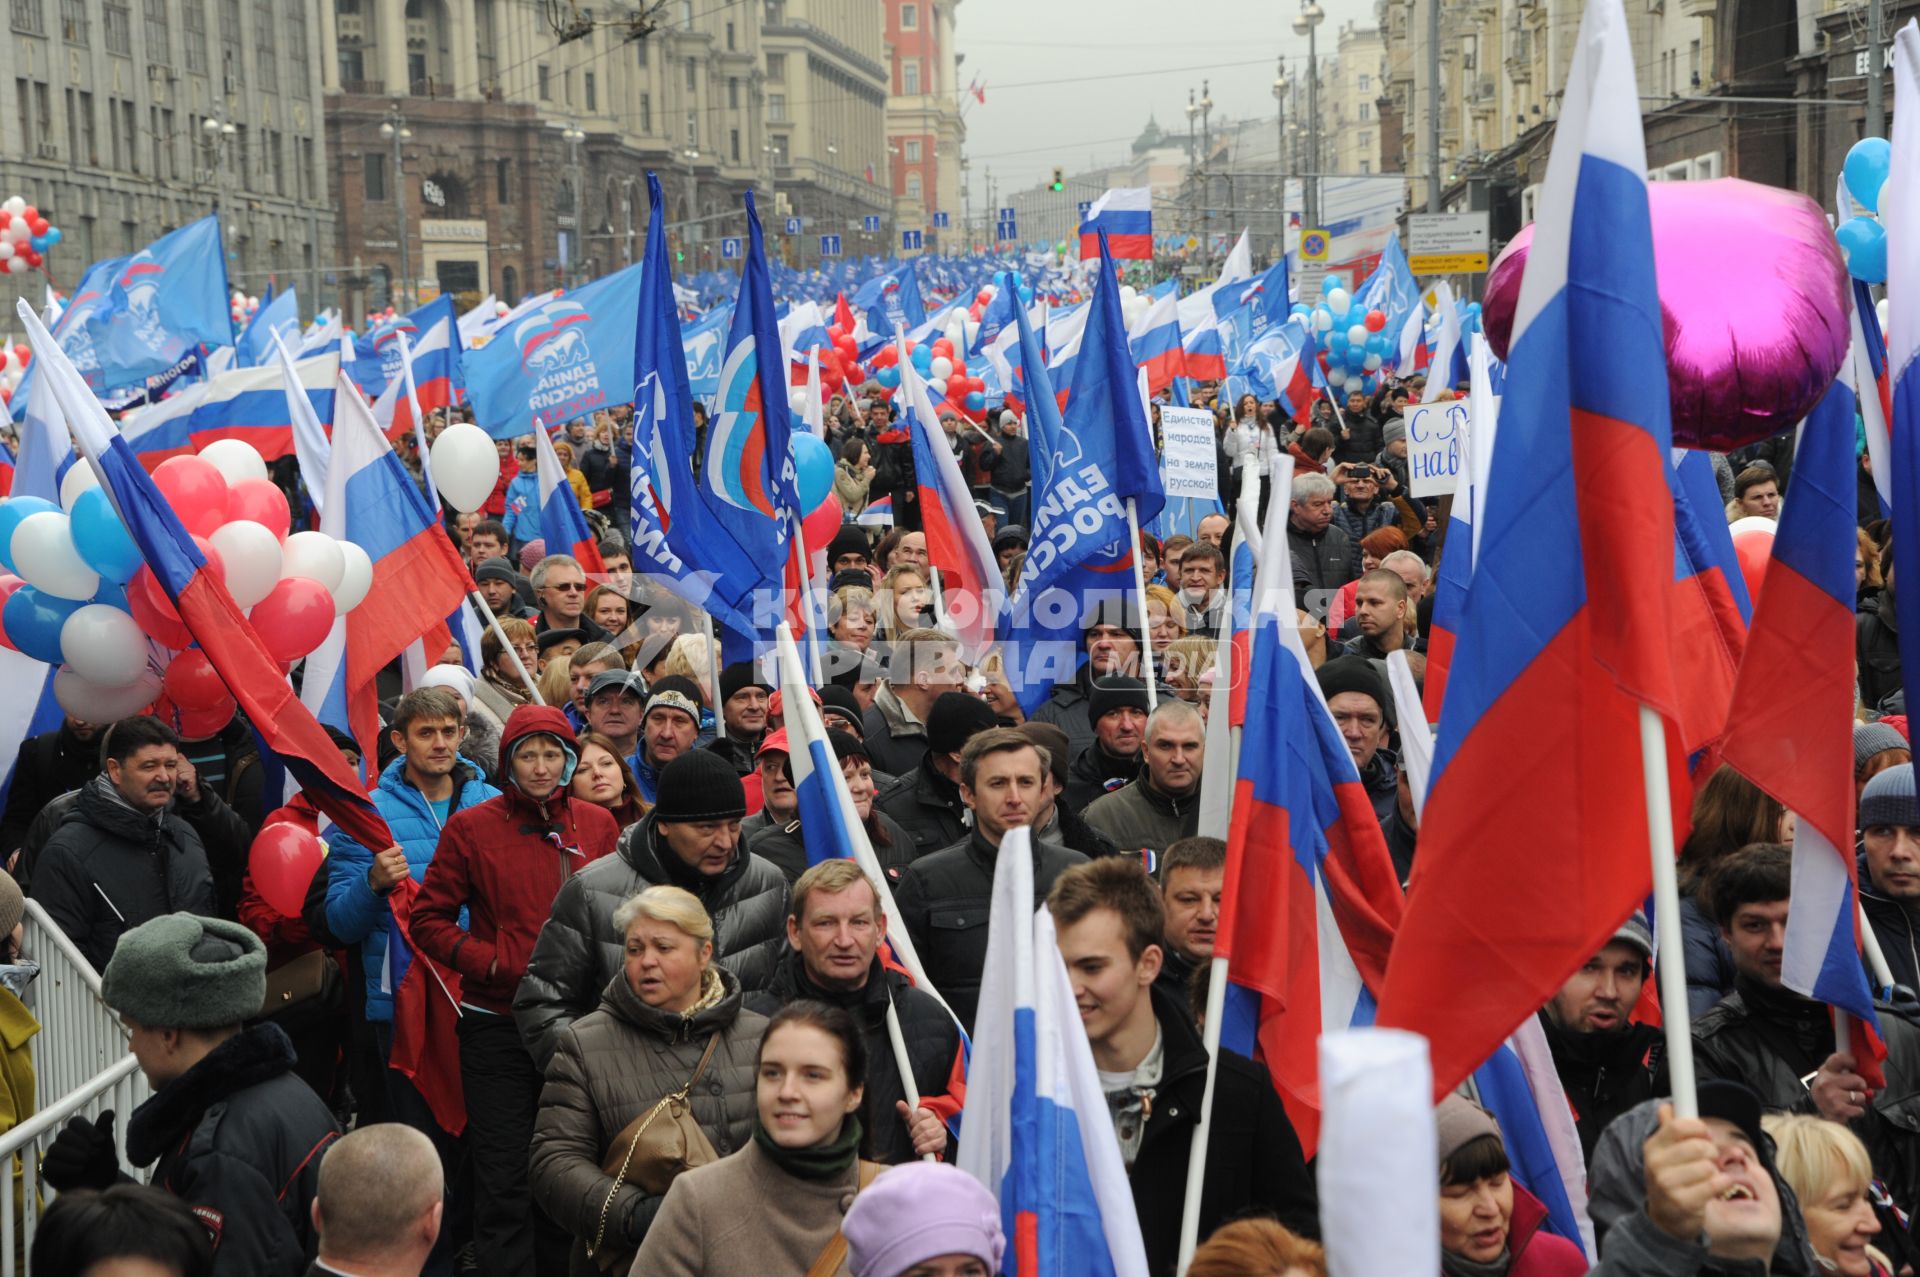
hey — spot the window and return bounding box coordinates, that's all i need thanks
[728,77,738,109]
[902,3,917,27]
[764,0,782,24]
[104,0,130,53]
[902,61,919,95]
[685,111,696,146]
[285,0,308,96]
[337,0,357,10]
[408,52,426,89]
[1360,159,1371,174]
[269,129,285,195]
[501,264,519,304]
[638,92,651,131]
[684,59,697,91]
[219,0,242,86]
[10,1,43,36]
[1358,102,1369,120]
[496,157,511,203]
[768,93,786,121]
[144,0,168,63]
[1690,38,1701,84]
[1358,73,1369,92]
[300,135,314,199]
[769,134,788,164]
[231,122,247,188]
[766,53,785,80]
[369,264,392,311]
[725,19,734,48]
[59,0,85,43]
[730,127,740,161]
[78,89,96,164]
[253,0,275,85]
[537,64,550,99]
[365,152,387,200]
[585,71,596,110]
[1359,130,1370,147]
[338,43,364,83]
[109,97,136,170]
[904,139,921,161]
[183,0,207,72]
[906,172,921,199]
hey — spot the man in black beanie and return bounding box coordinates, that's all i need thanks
[1314,656,1398,822]
[1064,676,1152,814]
[1031,596,1165,767]
[877,691,998,856]
[514,750,792,1066]
[827,525,874,577]
[704,662,773,775]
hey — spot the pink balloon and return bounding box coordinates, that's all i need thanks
[152,456,231,538]
[1481,178,1850,451]
[249,820,325,918]
[1732,525,1775,605]
[249,576,334,662]
[227,478,291,539]
[163,647,228,711]
[0,573,20,650]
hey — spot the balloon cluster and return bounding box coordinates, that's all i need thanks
[1837,137,1891,284]
[0,439,373,734]
[868,334,987,416]
[0,341,32,406]
[1293,282,1391,396]
[0,197,60,276]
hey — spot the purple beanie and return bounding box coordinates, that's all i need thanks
[843,1163,1005,1277]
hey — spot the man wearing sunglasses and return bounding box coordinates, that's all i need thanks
[528,554,613,643]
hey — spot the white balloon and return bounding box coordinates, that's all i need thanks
[430,422,502,514]
[1728,515,1778,538]
[1362,353,1383,371]
[1313,309,1334,332]
[279,530,346,593]
[53,665,162,723]
[198,438,270,486]
[1347,324,1369,347]
[930,356,953,381]
[59,603,149,687]
[2,197,24,217]
[7,222,30,245]
[0,242,16,263]
[209,519,284,607]
[334,542,373,614]
[1327,367,1349,388]
[11,510,100,600]
[789,388,810,415]
[59,462,100,510]
[5,258,26,275]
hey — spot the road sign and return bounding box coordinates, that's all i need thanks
[1077,200,1093,222]
[783,217,802,235]
[862,215,883,233]
[819,234,842,257]
[902,228,923,251]
[1298,227,1332,262]
[999,207,1016,221]
[1407,211,1491,273]
[932,211,949,228]
[996,220,1017,242]
[720,237,742,259]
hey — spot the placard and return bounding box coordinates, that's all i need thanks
[1405,401,1469,498]
[1160,406,1219,501]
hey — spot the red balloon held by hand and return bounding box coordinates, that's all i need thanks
[249,821,326,918]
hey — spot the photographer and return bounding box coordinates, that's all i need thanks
[1329,459,1426,546]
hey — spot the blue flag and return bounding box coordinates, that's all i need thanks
[86,215,233,391]
[680,304,733,403]
[465,262,646,439]
[237,287,299,369]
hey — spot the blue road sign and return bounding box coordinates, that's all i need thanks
[998,207,1016,221]
[901,229,923,251]
[720,237,742,259]
[783,217,803,235]
[1078,201,1093,220]
[862,215,883,233]
[932,211,950,228]
[820,234,842,257]
[995,220,1017,242]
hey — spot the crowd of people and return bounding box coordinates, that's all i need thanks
[0,355,1902,1277]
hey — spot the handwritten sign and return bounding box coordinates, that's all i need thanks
[1406,402,1469,498]
[1159,407,1219,501]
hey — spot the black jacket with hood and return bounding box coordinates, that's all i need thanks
[875,758,969,856]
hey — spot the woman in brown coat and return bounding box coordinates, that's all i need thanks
[630,1001,877,1277]
[530,886,766,1276]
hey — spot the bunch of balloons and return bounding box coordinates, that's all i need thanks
[1294,281,1392,397]
[0,438,372,733]
[230,291,260,331]
[967,278,1032,327]
[868,334,988,416]
[0,341,32,406]
[0,197,60,276]
[1836,137,1891,284]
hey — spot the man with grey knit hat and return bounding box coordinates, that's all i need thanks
[1860,763,1920,992]
[42,913,340,1277]
[1857,721,1912,795]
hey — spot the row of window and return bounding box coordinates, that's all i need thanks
[12,0,309,99]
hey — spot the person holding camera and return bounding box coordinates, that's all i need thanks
[1330,460,1425,546]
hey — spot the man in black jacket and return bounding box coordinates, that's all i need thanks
[0,713,100,863]
[1047,858,1316,1275]
[1860,763,1920,991]
[876,692,997,856]
[43,913,340,1276]
[29,716,218,971]
[746,859,961,1165]
[1285,471,1359,614]
[1540,915,1667,1164]
[1063,678,1150,814]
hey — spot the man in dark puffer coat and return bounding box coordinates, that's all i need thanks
[515,751,790,1069]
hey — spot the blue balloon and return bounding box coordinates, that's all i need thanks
[1845,138,1892,213]
[791,432,835,511]
[1320,276,1338,296]
[3,585,82,664]
[28,235,46,254]
[1366,334,1389,355]
[70,487,142,584]
[1290,303,1312,317]
[1345,347,1366,369]
[0,496,57,574]
[965,391,986,412]
[875,364,901,389]
[43,226,59,246]
[1327,330,1348,351]
[911,345,933,371]
[1838,216,1888,284]
[91,580,130,613]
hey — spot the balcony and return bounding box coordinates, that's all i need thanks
[339,80,387,96]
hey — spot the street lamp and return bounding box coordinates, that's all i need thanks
[1292,0,1325,229]
[1185,90,1200,237]
[1199,79,1213,240]
[1272,64,1290,253]
[378,103,413,309]
[561,122,586,287]
[202,114,237,274]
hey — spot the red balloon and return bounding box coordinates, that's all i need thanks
[801,493,844,554]
[967,376,985,393]
[29,218,46,237]
[153,456,230,538]
[1732,526,1774,604]
[869,344,898,369]
[249,820,326,918]
[931,338,954,358]
[162,647,228,711]
[1364,309,1387,332]
[190,535,227,589]
[177,696,235,741]
[249,576,334,662]
[946,373,969,398]
[227,478,291,538]
[0,573,21,650]
[19,206,35,224]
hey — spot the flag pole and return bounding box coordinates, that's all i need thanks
[1641,703,1695,1118]
[703,610,726,742]
[885,991,939,1163]
[1177,958,1231,1274]
[467,588,543,704]
[790,512,825,684]
[1126,497,1157,700]
[1860,901,1898,991]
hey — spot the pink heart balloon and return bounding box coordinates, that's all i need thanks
[1481,178,1849,451]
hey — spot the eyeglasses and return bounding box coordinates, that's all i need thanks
[549,581,587,592]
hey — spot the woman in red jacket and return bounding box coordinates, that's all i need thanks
[413,703,619,1277]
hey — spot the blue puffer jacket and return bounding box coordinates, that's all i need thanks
[325,756,498,1022]
[501,471,540,546]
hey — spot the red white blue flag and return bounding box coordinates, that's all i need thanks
[535,426,605,576]
[897,343,1002,662]
[1077,188,1153,261]
[1885,21,1920,711]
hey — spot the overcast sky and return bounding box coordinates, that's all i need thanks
[956,0,1384,210]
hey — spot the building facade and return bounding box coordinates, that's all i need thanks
[882,0,964,251]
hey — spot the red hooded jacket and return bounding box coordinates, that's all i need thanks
[411,704,619,1014]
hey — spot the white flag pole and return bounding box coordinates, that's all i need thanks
[1642,705,1695,1118]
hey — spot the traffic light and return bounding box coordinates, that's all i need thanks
[1050,166,1065,193]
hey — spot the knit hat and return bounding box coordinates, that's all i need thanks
[828,729,870,764]
[719,661,773,707]
[927,691,999,755]
[653,749,748,823]
[586,669,647,705]
[417,665,477,703]
[1861,763,1920,830]
[1696,1078,1768,1153]
[992,525,1028,553]
[518,538,547,572]
[829,569,876,595]
[475,557,521,587]
[1611,912,1654,960]
[1382,419,1407,447]
[820,686,866,733]
[1856,721,1910,775]
[1016,721,1073,788]
[644,675,706,725]
[843,1162,1006,1277]
[1316,656,1393,729]
[827,525,871,565]
[1088,676,1151,725]
[103,914,267,1030]
[1436,1094,1503,1170]
[0,870,23,945]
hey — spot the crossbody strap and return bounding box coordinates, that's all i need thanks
[803,1161,885,1277]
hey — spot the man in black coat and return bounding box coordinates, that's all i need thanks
[0,713,101,862]
[1047,858,1316,1275]
[745,859,961,1165]
[876,692,998,857]
[1539,916,1667,1165]
[43,913,340,1277]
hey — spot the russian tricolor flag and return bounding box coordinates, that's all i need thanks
[1885,20,1920,707]
[1127,282,1187,397]
[371,294,462,443]
[1854,279,1893,518]
[1182,313,1228,382]
[119,351,339,465]
[898,341,1002,662]
[1242,317,1318,425]
[955,821,1150,1277]
[1077,188,1153,262]
[535,425,606,576]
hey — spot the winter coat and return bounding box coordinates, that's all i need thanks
[1862,854,1920,994]
[875,762,968,857]
[745,951,960,1166]
[1680,890,1737,1017]
[1861,592,1904,713]
[833,459,872,515]
[0,721,99,860]
[29,775,218,972]
[745,810,915,887]
[869,429,921,532]
[859,683,931,778]
[514,810,791,1069]
[629,1138,862,1277]
[325,757,499,1023]
[893,829,1088,1030]
[129,1024,340,1277]
[410,705,621,1015]
[1130,988,1317,1276]
[1083,776,1200,858]
[1330,494,1407,544]
[1286,519,1360,602]
[1448,1185,1587,1277]
[1538,1013,1667,1165]
[1031,666,1175,770]
[501,470,541,545]
[1063,742,1139,815]
[985,430,1030,493]
[530,966,766,1273]
[1333,412,1383,466]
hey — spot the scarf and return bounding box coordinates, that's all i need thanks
[483,665,531,706]
[1099,1025,1165,1167]
[752,1113,864,1182]
[1441,1248,1511,1277]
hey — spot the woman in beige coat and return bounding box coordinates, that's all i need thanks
[631,1001,878,1277]
[530,886,766,1277]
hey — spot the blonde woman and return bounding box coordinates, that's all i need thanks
[1763,1114,1893,1276]
[661,632,723,730]
[551,438,593,509]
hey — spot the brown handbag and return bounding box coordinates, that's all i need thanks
[585,1033,723,1272]
[257,950,337,1016]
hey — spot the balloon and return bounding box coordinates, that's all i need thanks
[0,496,58,572]
[1312,309,1333,333]
[789,388,810,415]
[929,356,953,382]
[1363,353,1383,371]
[176,696,236,740]
[68,488,142,583]
[875,364,900,389]
[250,577,335,662]
[11,510,99,600]
[59,603,148,687]
[250,822,328,919]
[791,433,835,511]
[129,566,194,649]
[947,373,969,398]
[279,531,346,593]
[1845,137,1892,213]
[208,520,283,608]
[931,338,954,357]
[334,543,373,615]
[1346,324,1369,347]
[43,226,59,246]
[1327,367,1348,389]
[58,462,98,510]
[1731,521,1775,603]
[163,648,229,711]
[53,666,161,723]
[197,438,270,486]
[3,585,84,663]
[152,455,230,538]
[1326,288,1351,317]
[1364,309,1387,333]
[965,391,986,412]
[226,477,291,539]
[1482,178,1849,451]
[429,422,502,514]
[1837,216,1888,284]
[801,492,843,553]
